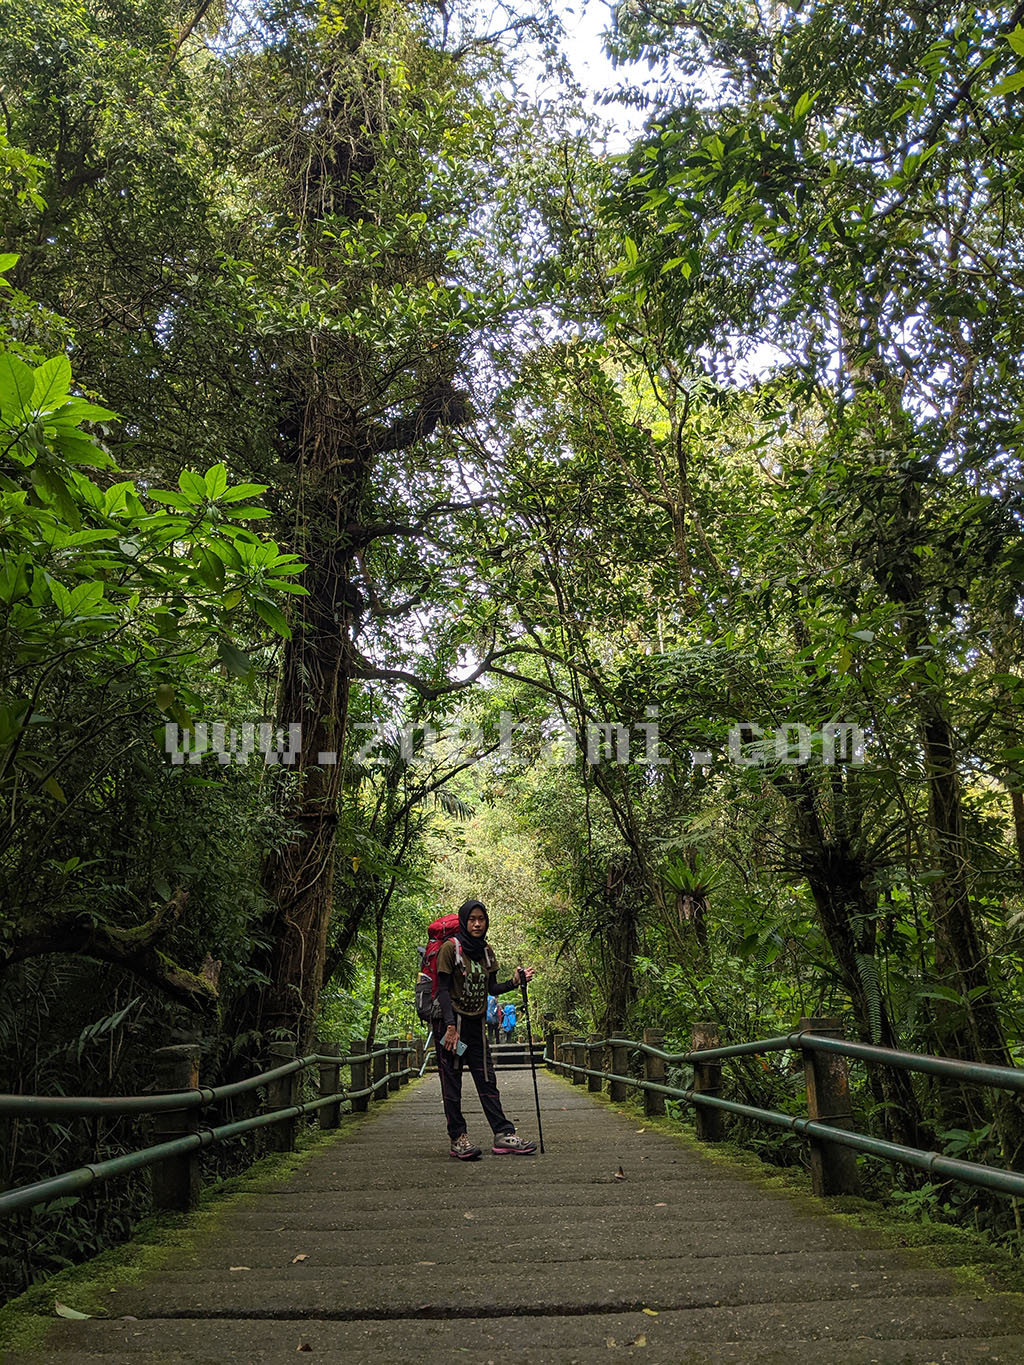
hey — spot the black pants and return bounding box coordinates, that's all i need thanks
[435,1014,514,1142]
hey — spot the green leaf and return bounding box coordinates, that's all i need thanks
[850,629,875,643]
[204,537,243,570]
[204,463,228,499]
[623,236,639,265]
[0,252,19,273]
[0,351,35,415]
[262,578,308,594]
[793,90,818,120]
[1007,25,1024,56]
[53,432,114,467]
[31,355,72,411]
[53,398,117,424]
[255,598,291,639]
[195,545,225,589]
[178,468,207,503]
[218,638,253,677]
[222,505,271,519]
[155,684,176,712]
[992,71,1024,96]
[148,489,195,512]
[219,482,270,503]
[54,1302,91,1320]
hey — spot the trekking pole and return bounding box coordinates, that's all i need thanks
[517,966,545,1154]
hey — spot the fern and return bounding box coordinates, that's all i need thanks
[432,789,474,821]
[855,952,884,1045]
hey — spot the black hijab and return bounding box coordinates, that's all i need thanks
[456,898,489,962]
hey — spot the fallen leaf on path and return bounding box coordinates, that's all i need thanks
[633,1334,647,1347]
[417,1261,436,1266]
[635,1128,646,1133]
[642,1307,659,1317]
[614,1166,626,1180]
[464,1211,475,1219]
[606,1338,617,1348]
[229,1266,250,1272]
[297,1340,313,1352]
[55,1302,91,1320]
[654,1202,668,1207]
[291,1254,309,1264]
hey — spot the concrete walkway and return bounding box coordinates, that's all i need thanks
[8,1070,1024,1363]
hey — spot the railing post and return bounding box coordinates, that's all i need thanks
[151,1044,201,1211]
[643,1027,666,1117]
[571,1037,584,1085]
[587,1033,603,1092]
[799,1016,861,1196]
[692,1022,723,1142]
[415,1035,424,1071]
[551,1032,564,1073]
[350,1039,369,1113]
[387,1037,401,1093]
[609,1040,629,1102]
[371,1039,387,1101]
[266,1042,298,1152]
[317,1039,342,1131]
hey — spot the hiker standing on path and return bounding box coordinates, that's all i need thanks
[486,993,500,1045]
[435,899,538,1161]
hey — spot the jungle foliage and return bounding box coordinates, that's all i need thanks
[1,0,1023,1300]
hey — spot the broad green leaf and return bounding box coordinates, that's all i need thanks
[178,468,207,503]
[204,537,243,570]
[204,463,228,499]
[52,432,114,467]
[54,1302,91,1320]
[155,684,176,712]
[992,71,1024,96]
[255,598,291,639]
[148,489,195,512]
[68,581,104,613]
[0,252,19,273]
[1008,25,1024,56]
[0,351,35,416]
[220,482,270,503]
[222,505,271,519]
[31,355,72,411]
[218,638,253,677]
[53,398,117,424]
[263,578,309,594]
[195,545,225,589]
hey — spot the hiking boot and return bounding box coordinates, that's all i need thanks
[491,1132,537,1155]
[450,1133,481,1161]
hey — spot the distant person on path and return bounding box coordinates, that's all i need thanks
[435,899,538,1160]
[500,999,517,1044]
[486,993,500,1044]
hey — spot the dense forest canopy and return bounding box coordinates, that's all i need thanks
[1,0,1023,1296]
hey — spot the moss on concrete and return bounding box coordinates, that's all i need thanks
[563,1069,1024,1300]
[0,1095,396,1358]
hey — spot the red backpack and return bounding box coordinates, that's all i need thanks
[415,914,463,1023]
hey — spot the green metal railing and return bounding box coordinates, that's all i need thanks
[0,1035,429,1218]
[546,1020,1024,1202]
